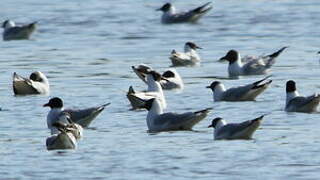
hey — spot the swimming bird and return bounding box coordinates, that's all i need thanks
[140,98,212,132]
[13,71,50,95]
[219,47,287,77]
[170,42,202,67]
[285,80,320,113]
[127,70,167,110]
[132,64,184,90]
[157,2,212,24]
[206,76,272,101]
[208,115,264,140]
[46,121,83,150]
[43,97,110,128]
[2,20,37,41]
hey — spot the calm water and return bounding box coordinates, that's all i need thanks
[1,0,320,179]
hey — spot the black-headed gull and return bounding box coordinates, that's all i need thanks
[157,2,212,24]
[220,47,287,77]
[46,121,83,150]
[208,115,264,140]
[170,42,202,67]
[285,80,320,113]
[206,76,272,101]
[127,70,167,110]
[2,20,37,41]
[43,97,110,128]
[132,64,184,90]
[13,71,49,95]
[140,98,212,132]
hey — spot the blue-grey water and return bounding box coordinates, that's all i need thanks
[1,0,320,179]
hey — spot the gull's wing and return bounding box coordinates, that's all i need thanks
[64,103,110,127]
[153,108,212,131]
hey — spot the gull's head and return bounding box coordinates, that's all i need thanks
[134,64,152,74]
[286,80,296,93]
[219,50,239,63]
[2,20,15,29]
[43,97,63,109]
[157,3,171,12]
[206,81,221,91]
[208,117,223,128]
[30,71,47,82]
[185,42,202,50]
[162,70,175,78]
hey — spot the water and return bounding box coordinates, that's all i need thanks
[1,0,320,179]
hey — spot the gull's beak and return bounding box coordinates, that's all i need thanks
[208,124,213,128]
[206,86,211,88]
[43,103,49,107]
[219,56,227,61]
[196,46,202,49]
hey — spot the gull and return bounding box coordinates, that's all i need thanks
[13,71,50,95]
[170,42,202,67]
[127,70,167,110]
[219,47,288,77]
[157,2,212,24]
[43,97,110,128]
[132,64,184,90]
[208,115,264,140]
[2,20,37,41]
[140,98,212,132]
[46,121,83,150]
[285,80,320,113]
[206,76,272,101]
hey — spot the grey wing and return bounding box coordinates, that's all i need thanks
[154,112,196,129]
[287,95,319,108]
[4,26,33,40]
[64,105,106,127]
[242,59,268,75]
[223,84,253,100]
[173,12,196,22]
[219,121,254,136]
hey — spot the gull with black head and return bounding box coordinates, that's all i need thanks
[2,20,37,41]
[139,98,212,132]
[127,70,167,109]
[208,115,264,140]
[206,76,272,101]
[43,97,110,128]
[170,42,202,67]
[285,80,320,113]
[132,64,184,90]
[13,71,49,95]
[157,2,212,24]
[220,47,287,77]
[46,121,83,150]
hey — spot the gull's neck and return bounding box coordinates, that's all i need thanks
[147,100,163,129]
[4,21,16,29]
[167,6,176,15]
[216,119,227,129]
[213,84,226,101]
[146,75,161,92]
[228,54,243,76]
[185,47,200,62]
[47,107,64,128]
[286,91,299,105]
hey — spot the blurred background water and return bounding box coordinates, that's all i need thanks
[1,0,320,179]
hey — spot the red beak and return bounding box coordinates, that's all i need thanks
[43,103,49,107]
